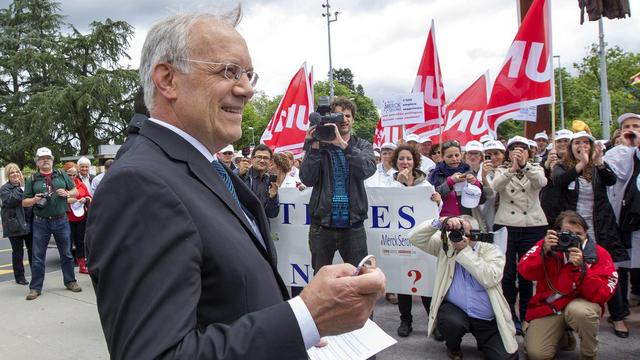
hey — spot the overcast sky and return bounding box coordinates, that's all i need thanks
[4,0,639,107]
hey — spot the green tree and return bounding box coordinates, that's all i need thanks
[333,67,355,92]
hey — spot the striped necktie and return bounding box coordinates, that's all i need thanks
[211,160,241,207]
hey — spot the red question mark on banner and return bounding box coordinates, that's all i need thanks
[407,270,422,293]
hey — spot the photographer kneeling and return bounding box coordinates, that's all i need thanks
[408,215,518,360]
[519,211,617,360]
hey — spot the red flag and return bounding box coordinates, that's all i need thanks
[441,72,490,146]
[260,63,313,155]
[372,118,402,148]
[486,0,553,135]
[406,20,446,138]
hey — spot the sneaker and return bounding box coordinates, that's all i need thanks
[16,279,29,285]
[397,321,412,337]
[65,281,82,292]
[446,348,463,360]
[26,289,41,300]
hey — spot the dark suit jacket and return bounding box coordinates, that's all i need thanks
[85,121,306,359]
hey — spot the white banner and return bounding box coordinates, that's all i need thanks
[380,93,426,127]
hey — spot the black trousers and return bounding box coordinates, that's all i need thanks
[308,224,368,273]
[69,219,87,258]
[618,267,640,308]
[9,234,32,281]
[494,224,546,323]
[437,302,518,360]
[398,294,431,323]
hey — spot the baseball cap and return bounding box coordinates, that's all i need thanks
[220,144,235,154]
[534,132,549,141]
[528,140,538,149]
[464,141,483,153]
[418,135,432,144]
[380,142,397,151]
[483,140,506,152]
[507,136,529,149]
[479,134,494,144]
[555,129,573,140]
[571,131,595,143]
[405,134,420,143]
[617,113,640,125]
[35,147,53,158]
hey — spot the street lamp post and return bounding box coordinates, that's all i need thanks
[322,0,339,99]
[248,127,255,147]
[553,55,565,130]
[598,18,612,140]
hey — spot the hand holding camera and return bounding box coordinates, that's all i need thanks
[544,230,583,257]
[451,172,466,183]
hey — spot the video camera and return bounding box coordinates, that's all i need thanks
[35,191,53,209]
[553,231,582,252]
[308,96,343,142]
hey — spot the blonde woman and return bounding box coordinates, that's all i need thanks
[0,163,33,285]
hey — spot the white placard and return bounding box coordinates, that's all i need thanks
[380,93,425,127]
[513,105,537,122]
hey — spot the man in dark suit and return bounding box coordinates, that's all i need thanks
[85,7,385,360]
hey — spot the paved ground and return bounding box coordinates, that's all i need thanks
[1,239,639,359]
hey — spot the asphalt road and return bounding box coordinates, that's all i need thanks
[0,236,61,284]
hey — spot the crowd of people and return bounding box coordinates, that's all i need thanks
[0,6,639,360]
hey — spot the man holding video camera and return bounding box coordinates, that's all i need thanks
[234,144,280,219]
[408,215,518,360]
[300,96,377,273]
[519,210,617,360]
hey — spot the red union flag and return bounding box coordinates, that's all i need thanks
[486,0,553,135]
[442,72,490,146]
[260,63,313,155]
[406,20,446,138]
[372,118,402,148]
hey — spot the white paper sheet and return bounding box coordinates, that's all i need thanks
[307,319,397,360]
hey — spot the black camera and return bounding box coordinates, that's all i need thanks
[553,231,582,252]
[309,96,343,142]
[469,230,494,243]
[35,192,53,208]
[448,228,466,243]
[268,174,278,183]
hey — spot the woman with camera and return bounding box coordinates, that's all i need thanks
[490,136,547,335]
[552,131,630,337]
[63,162,92,274]
[478,140,506,231]
[519,211,618,360]
[428,140,484,218]
[0,163,33,285]
[385,144,442,338]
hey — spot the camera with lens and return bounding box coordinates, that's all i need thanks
[469,230,494,243]
[308,96,344,142]
[35,192,53,208]
[448,228,466,243]
[553,231,582,252]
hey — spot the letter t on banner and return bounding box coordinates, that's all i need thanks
[406,20,447,142]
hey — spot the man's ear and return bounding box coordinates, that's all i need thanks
[151,62,179,102]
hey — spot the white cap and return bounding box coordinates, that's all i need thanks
[77,156,91,165]
[555,129,573,140]
[479,134,494,144]
[461,184,482,209]
[571,130,595,143]
[483,140,506,152]
[617,113,640,125]
[405,134,420,143]
[507,136,529,148]
[528,140,538,149]
[418,135,432,143]
[220,144,235,153]
[380,142,397,151]
[534,131,549,141]
[35,147,53,158]
[464,141,483,153]
[70,201,85,217]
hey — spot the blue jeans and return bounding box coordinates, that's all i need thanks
[30,217,76,292]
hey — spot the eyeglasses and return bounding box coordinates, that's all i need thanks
[181,59,259,87]
[253,155,271,161]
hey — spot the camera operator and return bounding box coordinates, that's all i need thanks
[300,96,377,273]
[407,215,518,360]
[519,211,617,360]
[21,147,81,300]
[234,144,280,219]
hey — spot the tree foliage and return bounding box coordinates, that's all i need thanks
[0,0,138,167]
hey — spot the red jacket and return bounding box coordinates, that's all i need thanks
[67,177,92,222]
[518,239,618,322]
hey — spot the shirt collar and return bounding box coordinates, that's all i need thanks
[147,117,216,163]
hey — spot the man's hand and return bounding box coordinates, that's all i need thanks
[305,125,320,149]
[321,124,348,149]
[238,158,250,176]
[299,264,386,337]
[453,236,470,251]
[439,216,463,230]
[268,181,279,198]
[56,188,68,198]
[543,230,558,253]
[567,247,584,267]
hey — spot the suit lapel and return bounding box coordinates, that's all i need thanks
[139,121,272,261]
